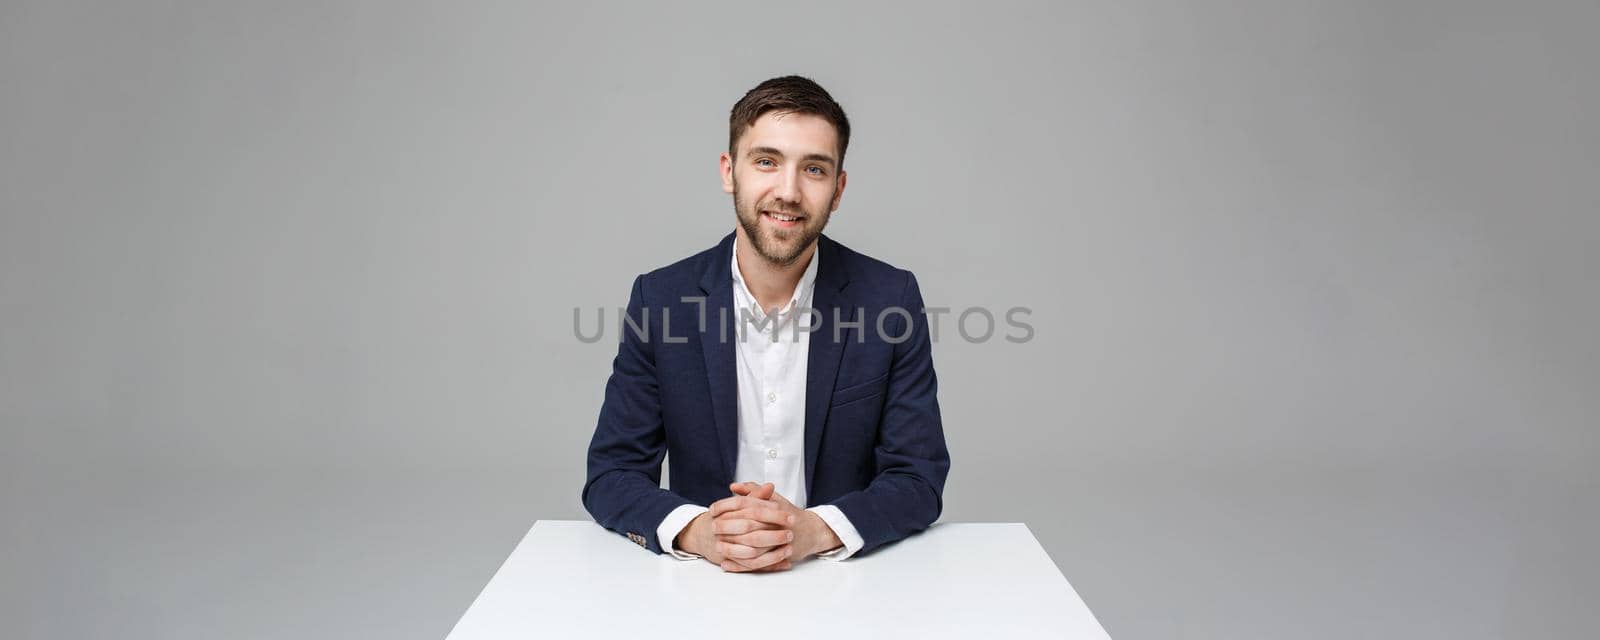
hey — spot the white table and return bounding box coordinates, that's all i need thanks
[448,520,1111,639]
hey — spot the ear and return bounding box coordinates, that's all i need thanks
[829,169,848,211]
[720,152,735,194]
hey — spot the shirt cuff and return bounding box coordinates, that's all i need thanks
[657,504,709,560]
[807,505,864,561]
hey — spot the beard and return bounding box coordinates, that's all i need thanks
[731,173,832,268]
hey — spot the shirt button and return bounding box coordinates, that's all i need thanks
[767,392,776,404]
[767,448,778,459]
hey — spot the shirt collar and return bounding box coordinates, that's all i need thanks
[731,234,820,322]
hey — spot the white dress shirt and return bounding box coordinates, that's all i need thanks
[656,236,865,562]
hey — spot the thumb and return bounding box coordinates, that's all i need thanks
[752,482,775,500]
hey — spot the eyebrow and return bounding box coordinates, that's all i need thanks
[747,146,838,169]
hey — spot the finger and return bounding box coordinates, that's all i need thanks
[710,517,783,536]
[754,560,793,573]
[755,560,793,576]
[709,495,777,518]
[727,482,775,500]
[720,528,795,548]
[717,541,767,560]
[717,506,794,528]
[726,544,792,571]
[713,496,755,518]
[723,550,788,572]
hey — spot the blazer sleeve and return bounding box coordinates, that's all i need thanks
[825,270,952,555]
[581,274,695,554]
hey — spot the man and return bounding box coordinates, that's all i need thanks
[582,76,950,573]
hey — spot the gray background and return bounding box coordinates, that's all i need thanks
[2,1,1596,638]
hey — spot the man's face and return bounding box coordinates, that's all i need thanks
[721,111,848,268]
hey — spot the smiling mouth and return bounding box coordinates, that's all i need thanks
[762,210,806,224]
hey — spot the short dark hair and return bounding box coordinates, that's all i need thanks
[728,75,851,169]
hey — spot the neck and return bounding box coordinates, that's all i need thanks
[734,230,817,313]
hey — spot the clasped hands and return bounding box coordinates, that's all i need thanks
[674,481,843,573]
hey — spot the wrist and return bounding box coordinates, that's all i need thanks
[801,509,842,557]
[677,511,707,555]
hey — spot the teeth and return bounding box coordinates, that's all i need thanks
[769,212,798,222]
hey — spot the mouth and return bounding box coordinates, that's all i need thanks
[761,210,807,229]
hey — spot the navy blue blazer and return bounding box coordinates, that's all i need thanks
[582,232,951,557]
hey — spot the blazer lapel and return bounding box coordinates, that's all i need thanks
[804,235,852,499]
[698,233,739,484]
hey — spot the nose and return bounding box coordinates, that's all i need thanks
[773,166,802,207]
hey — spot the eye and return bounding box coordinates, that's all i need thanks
[806,166,826,176]
[756,158,775,167]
